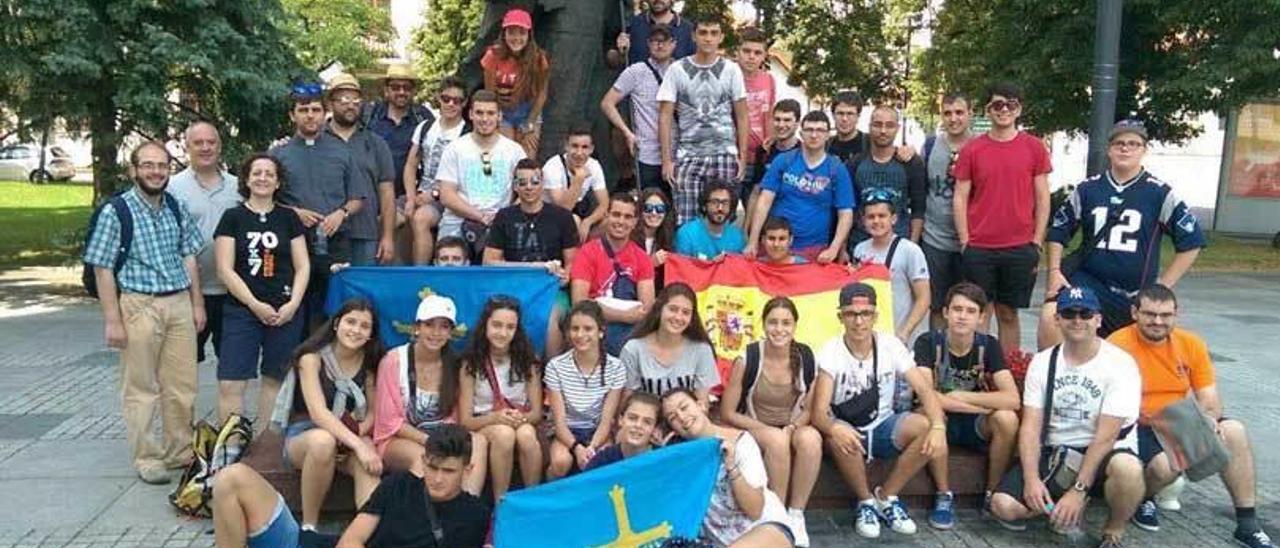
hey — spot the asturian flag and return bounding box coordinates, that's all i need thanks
[324,266,560,353]
[665,255,894,390]
[495,438,720,547]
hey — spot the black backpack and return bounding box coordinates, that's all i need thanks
[81,191,183,298]
[736,341,816,414]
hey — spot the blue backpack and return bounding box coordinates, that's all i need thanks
[81,191,183,298]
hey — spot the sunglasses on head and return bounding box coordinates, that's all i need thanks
[863,188,895,203]
[291,82,324,99]
[481,151,493,176]
[643,203,668,214]
[1058,308,1096,320]
[987,99,1020,112]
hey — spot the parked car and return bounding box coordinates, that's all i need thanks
[0,144,77,183]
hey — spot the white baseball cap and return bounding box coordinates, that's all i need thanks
[415,294,457,324]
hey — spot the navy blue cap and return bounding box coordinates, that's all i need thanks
[1057,286,1101,313]
[839,282,877,307]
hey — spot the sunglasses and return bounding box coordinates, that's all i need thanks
[291,82,324,99]
[439,95,465,105]
[863,188,896,203]
[481,151,493,177]
[987,99,1020,112]
[643,203,668,214]
[387,83,414,92]
[1058,309,1096,320]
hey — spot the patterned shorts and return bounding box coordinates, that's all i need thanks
[673,153,739,225]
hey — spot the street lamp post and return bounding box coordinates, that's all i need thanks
[1087,0,1123,176]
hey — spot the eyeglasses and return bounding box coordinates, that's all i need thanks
[290,82,324,99]
[706,198,732,207]
[481,151,493,176]
[1136,310,1175,321]
[135,161,169,172]
[643,203,668,214]
[439,95,465,105]
[1110,140,1146,150]
[839,309,875,320]
[987,99,1020,112]
[331,96,361,105]
[1058,309,1096,320]
[514,176,540,187]
[387,83,414,92]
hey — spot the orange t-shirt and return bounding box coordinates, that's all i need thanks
[1107,325,1216,422]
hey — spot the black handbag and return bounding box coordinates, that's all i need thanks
[831,336,880,429]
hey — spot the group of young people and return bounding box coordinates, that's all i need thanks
[83,2,1274,547]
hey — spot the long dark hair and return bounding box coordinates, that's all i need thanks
[415,320,462,418]
[761,296,805,383]
[290,298,385,376]
[630,283,712,346]
[492,17,549,104]
[632,188,675,252]
[463,296,540,384]
[560,300,608,382]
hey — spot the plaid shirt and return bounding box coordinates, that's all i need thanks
[83,186,203,294]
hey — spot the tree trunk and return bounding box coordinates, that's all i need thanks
[89,86,123,204]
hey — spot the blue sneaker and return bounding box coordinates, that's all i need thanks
[1235,528,1276,548]
[855,501,881,539]
[874,489,918,535]
[929,491,955,530]
[1131,498,1160,532]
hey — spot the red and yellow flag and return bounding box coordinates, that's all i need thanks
[665,255,894,390]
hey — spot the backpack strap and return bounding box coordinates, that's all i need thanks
[737,342,762,414]
[107,196,134,273]
[162,192,184,253]
[643,60,665,85]
[1041,345,1061,448]
[923,135,937,163]
[798,343,816,389]
[884,235,902,268]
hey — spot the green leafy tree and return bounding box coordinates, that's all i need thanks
[770,0,895,101]
[410,0,484,94]
[281,0,395,72]
[918,0,1280,142]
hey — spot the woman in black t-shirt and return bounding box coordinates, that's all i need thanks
[213,153,310,423]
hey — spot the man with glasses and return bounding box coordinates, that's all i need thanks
[846,105,927,247]
[922,93,974,329]
[361,63,435,211]
[272,82,363,327]
[85,141,206,484]
[406,76,470,265]
[747,111,854,264]
[602,23,679,195]
[1043,120,1204,342]
[657,13,750,225]
[811,282,947,539]
[674,180,746,260]
[437,89,527,262]
[989,287,1145,548]
[952,82,1052,354]
[1107,285,1274,548]
[327,73,396,266]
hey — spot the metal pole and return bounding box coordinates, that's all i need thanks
[1086,0,1123,176]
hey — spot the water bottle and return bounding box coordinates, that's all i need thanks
[313,225,328,256]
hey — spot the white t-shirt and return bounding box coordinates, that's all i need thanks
[1022,341,1141,451]
[411,118,466,191]
[543,351,625,429]
[852,236,930,336]
[816,332,914,432]
[471,357,529,416]
[436,133,527,237]
[655,56,747,159]
[702,431,789,547]
[541,155,607,206]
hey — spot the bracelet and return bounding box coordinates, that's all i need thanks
[930,424,946,431]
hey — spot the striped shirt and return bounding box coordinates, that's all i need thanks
[544,351,625,429]
[84,186,203,294]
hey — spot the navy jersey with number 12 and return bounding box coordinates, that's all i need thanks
[1048,169,1206,292]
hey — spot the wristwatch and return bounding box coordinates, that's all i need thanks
[1071,480,1089,493]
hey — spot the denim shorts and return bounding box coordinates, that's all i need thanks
[282,419,317,463]
[835,411,908,460]
[501,101,533,130]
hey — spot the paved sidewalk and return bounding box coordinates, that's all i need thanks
[0,268,1275,547]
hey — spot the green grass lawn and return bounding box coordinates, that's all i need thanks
[0,180,93,269]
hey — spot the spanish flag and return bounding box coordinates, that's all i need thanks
[665,255,894,390]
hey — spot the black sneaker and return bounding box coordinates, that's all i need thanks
[1236,528,1276,548]
[1131,498,1160,532]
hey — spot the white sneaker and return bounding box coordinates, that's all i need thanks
[855,501,882,539]
[1155,475,1186,511]
[788,508,810,547]
[875,488,918,535]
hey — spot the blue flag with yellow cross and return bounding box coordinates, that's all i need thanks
[494,438,720,547]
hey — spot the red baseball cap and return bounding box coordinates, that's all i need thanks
[502,8,533,30]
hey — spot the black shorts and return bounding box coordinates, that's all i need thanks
[923,242,964,312]
[1067,270,1136,337]
[946,413,989,450]
[961,243,1039,308]
[996,447,1137,501]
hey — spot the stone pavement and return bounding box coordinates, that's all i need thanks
[0,267,1275,547]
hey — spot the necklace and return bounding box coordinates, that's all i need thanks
[572,352,600,387]
[245,202,273,223]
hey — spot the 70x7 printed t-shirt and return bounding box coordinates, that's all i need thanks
[759,149,855,250]
[1022,340,1141,451]
[214,205,305,307]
